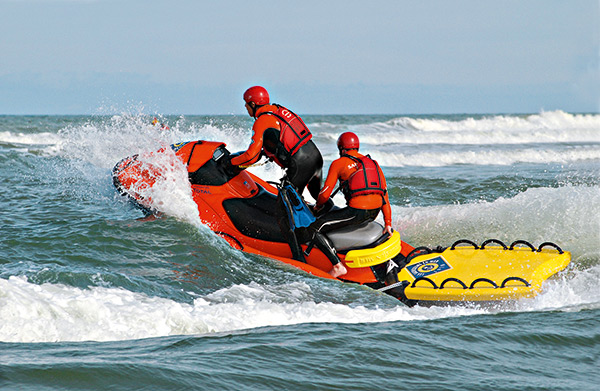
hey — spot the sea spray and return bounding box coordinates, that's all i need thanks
[394,185,600,262]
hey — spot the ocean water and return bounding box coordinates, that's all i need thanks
[1,111,599,390]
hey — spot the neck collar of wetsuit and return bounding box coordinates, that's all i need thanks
[340,149,361,158]
[254,104,275,118]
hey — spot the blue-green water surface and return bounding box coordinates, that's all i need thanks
[1,112,599,390]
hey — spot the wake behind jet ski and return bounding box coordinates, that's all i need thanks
[112,140,571,306]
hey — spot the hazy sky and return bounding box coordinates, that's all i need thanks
[1,0,598,115]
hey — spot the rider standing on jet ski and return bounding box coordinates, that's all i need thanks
[311,132,393,278]
[229,86,324,202]
[228,86,326,263]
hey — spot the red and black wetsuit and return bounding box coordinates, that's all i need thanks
[310,150,392,266]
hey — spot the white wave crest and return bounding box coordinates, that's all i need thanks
[394,111,600,132]
[316,111,600,147]
[0,131,63,146]
[374,145,600,167]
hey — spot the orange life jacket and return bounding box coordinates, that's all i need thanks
[257,104,312,157]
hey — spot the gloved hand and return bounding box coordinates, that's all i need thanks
[312,199,334,217]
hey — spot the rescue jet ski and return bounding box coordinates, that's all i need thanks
[112,140,571,306]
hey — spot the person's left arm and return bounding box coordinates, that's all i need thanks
[316,159,343,208]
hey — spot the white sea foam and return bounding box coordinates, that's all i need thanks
[0,276,473,343]
[2,265,596,344]
[357,127,600,146]
[517,265,600,312]
[394,185,600,260]
[0,131,63,146]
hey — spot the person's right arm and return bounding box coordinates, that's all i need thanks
[230,116,273,166]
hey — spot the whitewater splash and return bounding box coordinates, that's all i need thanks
[2,270,597,343]
[394,185,600,260]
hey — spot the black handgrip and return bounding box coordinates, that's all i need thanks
[509,240,536,251]
[451,239,479,250]
[480,239,508,250]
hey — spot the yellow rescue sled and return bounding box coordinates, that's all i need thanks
[390,239,570,303]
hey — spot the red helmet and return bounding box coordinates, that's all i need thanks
[337,132,360,151]
[243,86,269,106]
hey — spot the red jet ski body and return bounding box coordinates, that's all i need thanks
[112,140,414,296]
[113,140,571,306]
